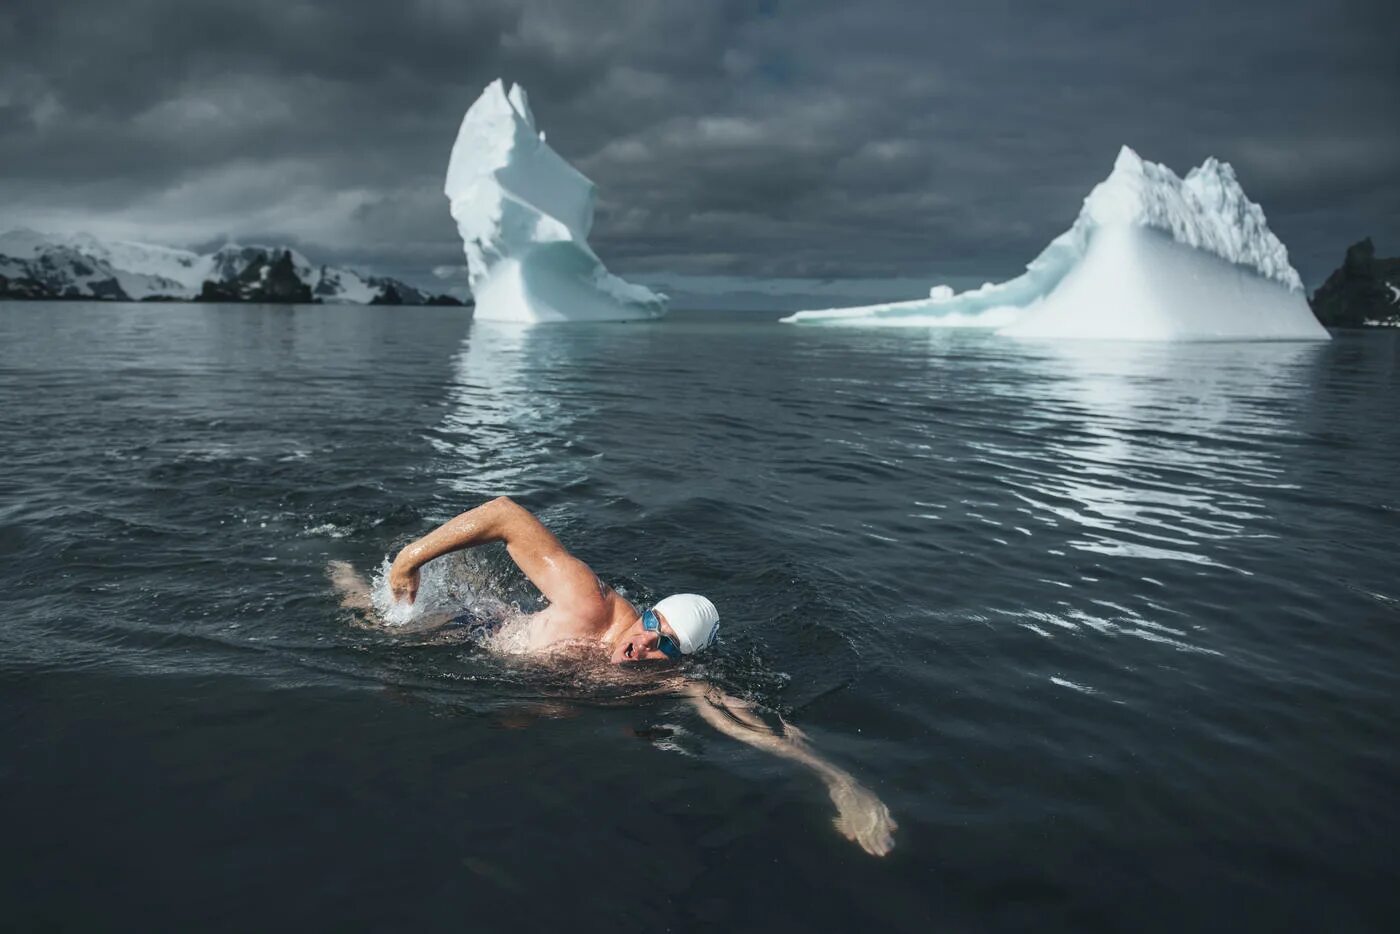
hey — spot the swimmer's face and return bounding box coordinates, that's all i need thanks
[609,610,681,665]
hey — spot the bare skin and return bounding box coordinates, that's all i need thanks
[330,496,897,856]
[679,683,897,856]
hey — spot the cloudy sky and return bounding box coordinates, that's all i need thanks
[2,0,1395,304]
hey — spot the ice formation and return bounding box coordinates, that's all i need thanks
[782,147,1328,341]
[444,80,666,322]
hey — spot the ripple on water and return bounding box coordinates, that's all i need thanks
[1,309,1398,923]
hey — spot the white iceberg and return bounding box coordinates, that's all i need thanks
[781,147,1328,342]
[444,80,666,323]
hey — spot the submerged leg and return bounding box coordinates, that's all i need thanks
[327,560,374,612]
[328,560,459,634]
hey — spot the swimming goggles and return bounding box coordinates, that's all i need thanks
[641,608,683,661]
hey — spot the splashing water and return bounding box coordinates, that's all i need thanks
[369,549,537,630]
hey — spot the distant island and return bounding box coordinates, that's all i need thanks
[1309,238,1400,328]
[0,229,469,307]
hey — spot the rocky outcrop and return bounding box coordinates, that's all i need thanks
[370,284,404,306]
[263,250,314,303]
[0,273,61,299]
[1310,238,1400,328]
[196,250,312,303]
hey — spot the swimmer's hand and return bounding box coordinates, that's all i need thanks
[388,554,420,604]
[828,777,898,857]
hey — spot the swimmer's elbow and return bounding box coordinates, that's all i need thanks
[489,496,557,544]
[489,495,529,526]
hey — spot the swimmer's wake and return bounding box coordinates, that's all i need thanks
[328,495,897,856]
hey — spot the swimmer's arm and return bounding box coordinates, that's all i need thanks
[389,497,607,618]
[683,683,897,857]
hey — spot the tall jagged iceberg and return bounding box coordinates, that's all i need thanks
[444,80,666,323]
[782,147,1328,341]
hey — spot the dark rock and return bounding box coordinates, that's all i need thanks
[1310,238,1400,328]
[236,251,270,285]
[0,273,54,299]
[198,279,242,302]
[312,264,345,299]
[425,294,467,306]
[23,247,131,300]
[87,277,128,300]
[196,249,312,304]
[370,284,404,305]
[262,250,313,303]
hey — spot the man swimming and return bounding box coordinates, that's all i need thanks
[331,495,896,856]
[386,496,720,663]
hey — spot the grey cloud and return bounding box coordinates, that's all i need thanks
[0,0,1395,295]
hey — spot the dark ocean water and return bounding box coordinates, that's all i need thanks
[1,301,1396,932]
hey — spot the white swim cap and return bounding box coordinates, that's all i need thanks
[653,594,720,654]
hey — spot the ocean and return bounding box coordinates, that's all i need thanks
[1,301,1395,931]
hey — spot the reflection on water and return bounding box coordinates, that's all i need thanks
[943,339,1332,660]
[990,341,1326,575]
[3,305,1398,930]
[431,322,581,498]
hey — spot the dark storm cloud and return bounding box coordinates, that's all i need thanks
[1,0,1395,292]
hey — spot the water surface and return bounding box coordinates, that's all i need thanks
[1,302,1396,931]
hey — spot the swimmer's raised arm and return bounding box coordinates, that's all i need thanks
[682,683,897,857]
[389,497,607,621]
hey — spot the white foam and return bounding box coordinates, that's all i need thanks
[1050,676,1096,694]
[369,555,468,627]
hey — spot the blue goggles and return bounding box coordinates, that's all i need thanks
[641,608,684,661]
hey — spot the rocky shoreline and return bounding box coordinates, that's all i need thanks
[1309,238,1400,328]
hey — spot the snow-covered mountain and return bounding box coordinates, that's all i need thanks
[782,146,1327,341]
[0,229,460,305]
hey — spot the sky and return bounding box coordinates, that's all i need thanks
[1,0,1396,305]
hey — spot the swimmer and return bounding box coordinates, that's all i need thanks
[329,495,896,856]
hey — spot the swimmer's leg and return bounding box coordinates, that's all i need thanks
[327,560,373,612]
[327,560,458,634]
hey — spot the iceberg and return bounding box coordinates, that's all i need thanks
[781,147,1328,342]
[444,80,666,323]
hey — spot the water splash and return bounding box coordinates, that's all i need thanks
[369,549,536,629]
